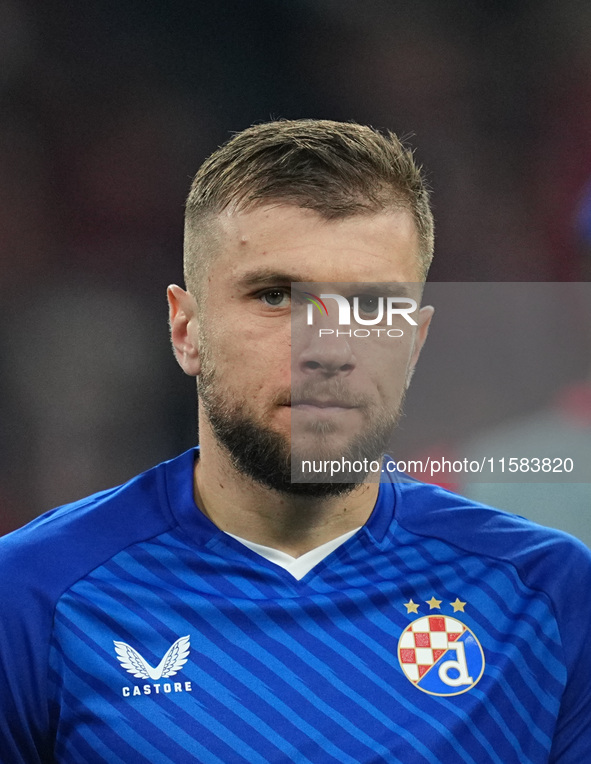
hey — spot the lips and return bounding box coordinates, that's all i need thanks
[290,399,356,409]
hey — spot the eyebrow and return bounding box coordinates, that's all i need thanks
[339,283,418,298]
[235,268,308,289]
[235,269,419,297]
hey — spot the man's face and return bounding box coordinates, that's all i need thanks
[171,204,432,496]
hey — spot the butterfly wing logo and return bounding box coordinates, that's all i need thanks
[114,635,191,681]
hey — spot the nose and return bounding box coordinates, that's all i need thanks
[296,327,356,377]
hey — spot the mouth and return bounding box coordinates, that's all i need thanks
[289,399,357,409]
[287,399,361,421]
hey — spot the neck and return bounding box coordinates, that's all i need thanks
[193,426,379,557]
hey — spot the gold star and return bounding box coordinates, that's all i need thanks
[450,598,466,612]
[426,596,442,610]
[404,599,419,614]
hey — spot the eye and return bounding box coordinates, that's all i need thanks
[353,295,381,315]
[259,289,291,308]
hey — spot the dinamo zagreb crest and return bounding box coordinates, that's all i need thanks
[397,615,485,696]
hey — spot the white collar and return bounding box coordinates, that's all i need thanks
[226,527,362,580]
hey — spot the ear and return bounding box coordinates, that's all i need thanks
[167,284,201,376]
[406,305,434,389]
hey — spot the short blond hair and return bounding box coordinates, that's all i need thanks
[184,119,434,293]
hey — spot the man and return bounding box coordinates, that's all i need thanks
[1,120,589,763]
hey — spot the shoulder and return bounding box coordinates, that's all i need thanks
[394,478,591,602]
[0,452,188,760]
[0,455,179,610]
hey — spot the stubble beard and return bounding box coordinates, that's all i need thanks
[197,346,403,498]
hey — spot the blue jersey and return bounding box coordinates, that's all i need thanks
[1,448,590,763]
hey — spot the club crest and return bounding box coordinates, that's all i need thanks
[397,615,485,696]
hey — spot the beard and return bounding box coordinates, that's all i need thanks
[198,348,403,498]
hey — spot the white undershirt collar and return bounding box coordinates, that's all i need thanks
[226,527,362,580]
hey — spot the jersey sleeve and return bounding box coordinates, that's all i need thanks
[0,529,57,763]
[0,464,174,762]
[547,537,591,762]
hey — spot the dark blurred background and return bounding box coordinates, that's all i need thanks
[1,0,591,534]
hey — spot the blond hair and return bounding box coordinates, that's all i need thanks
[184,119,434,293]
